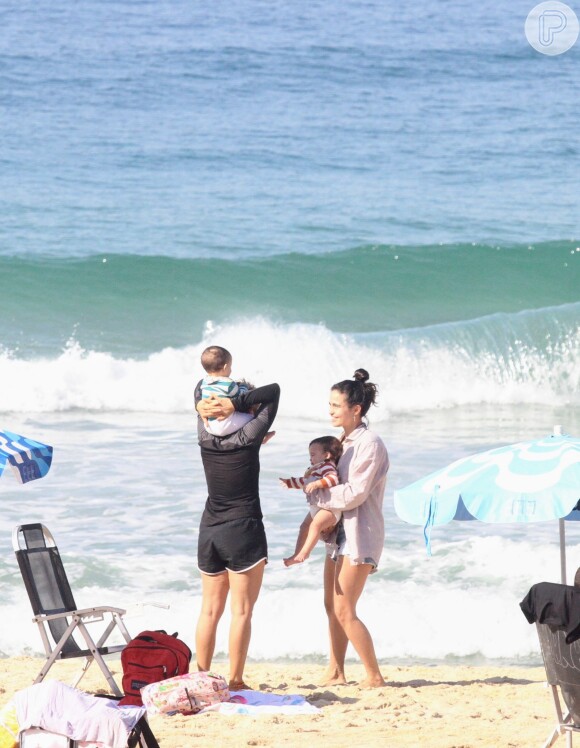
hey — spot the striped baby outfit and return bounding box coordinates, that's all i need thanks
[201,376,244,399]
[280,459,339,490]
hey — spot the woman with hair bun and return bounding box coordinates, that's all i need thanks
[309,368,389,688]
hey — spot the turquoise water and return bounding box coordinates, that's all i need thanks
[1,242,578,355]
[0,0,579,662]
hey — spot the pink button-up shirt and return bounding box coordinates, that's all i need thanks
[313,424,389,567]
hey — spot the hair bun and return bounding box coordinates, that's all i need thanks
[353,368,369,383]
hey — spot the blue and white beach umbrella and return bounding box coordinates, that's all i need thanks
[394,427,580,583]
[0,430,53,484]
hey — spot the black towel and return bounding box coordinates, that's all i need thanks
[520,582,580,644]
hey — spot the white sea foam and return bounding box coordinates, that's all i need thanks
[3,430,579,665]
[0,309,578,415]
[1,314,578,664]
[2,535,574,662]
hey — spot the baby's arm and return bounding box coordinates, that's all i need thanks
[279,476,306,489]
[304,467,339,494]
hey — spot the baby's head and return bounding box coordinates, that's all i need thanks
[201,346,232,377]
[309,436,343,466]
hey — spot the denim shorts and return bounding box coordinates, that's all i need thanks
[331,521,377,570]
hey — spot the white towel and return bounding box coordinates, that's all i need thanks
[13,682,145,748]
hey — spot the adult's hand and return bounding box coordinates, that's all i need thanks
[196,394,235,421]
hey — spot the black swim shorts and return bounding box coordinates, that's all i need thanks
[197,517,268,575]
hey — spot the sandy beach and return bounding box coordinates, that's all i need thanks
[0,657,556,747]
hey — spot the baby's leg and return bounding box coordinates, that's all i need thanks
[286,510,336,566]
[284,514,312,567]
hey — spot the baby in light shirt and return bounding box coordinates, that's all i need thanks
[199,346,254,437]
[280,435,343,566]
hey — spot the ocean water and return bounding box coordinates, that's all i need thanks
[1,0,579,665]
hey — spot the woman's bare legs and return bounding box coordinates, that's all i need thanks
[227,560,266,689]
[195,571,229,671]
[321,555,348,685]
[333,557,385,687]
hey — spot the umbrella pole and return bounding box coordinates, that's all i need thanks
[559,519,567,585]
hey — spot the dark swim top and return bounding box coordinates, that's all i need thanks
[194,382,280,526]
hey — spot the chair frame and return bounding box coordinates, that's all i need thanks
[13,523,132,695]
[543,683,580,748]
[537,622,580,748]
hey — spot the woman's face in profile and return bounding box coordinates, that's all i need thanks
[329,390,355,428]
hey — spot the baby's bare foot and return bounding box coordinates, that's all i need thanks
[283,555,302,567]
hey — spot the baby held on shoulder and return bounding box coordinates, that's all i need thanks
[200,345,253,436]
[280,436,343,567]
[199,345,275,443]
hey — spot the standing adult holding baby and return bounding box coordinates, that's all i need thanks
[194,346,280,690]
[309,368,389,688]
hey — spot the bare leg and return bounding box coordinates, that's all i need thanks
[321,555,348,686]
[286,510,336,565]
[195,572,229,671]
[333,557,385,687]
[227,560,266,689]
[284,513,312,566]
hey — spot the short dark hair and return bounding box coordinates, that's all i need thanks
[201,346,232,373]
[331,368,378,418]
[309,436,343,464]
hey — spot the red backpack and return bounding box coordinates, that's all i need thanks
[119,630,192,706]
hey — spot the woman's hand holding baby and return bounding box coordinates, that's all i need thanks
[197,394,235,422]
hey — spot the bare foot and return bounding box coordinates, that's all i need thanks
[320,669,347,687]
[360,675,387,688]
[262,430,276,444]
[284,548,310,566]
[229,679,251,691]
[283,555,303,567]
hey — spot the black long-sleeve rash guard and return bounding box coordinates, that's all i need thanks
[194,382,280,526]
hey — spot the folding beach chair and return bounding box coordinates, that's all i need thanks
[536,615,580,746]
[13,523,132,695]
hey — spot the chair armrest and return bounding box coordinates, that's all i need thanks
[33,606,126,623]
[73,606,127,617]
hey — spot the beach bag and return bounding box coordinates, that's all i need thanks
[119,630,192,706]
[141,672,230,716]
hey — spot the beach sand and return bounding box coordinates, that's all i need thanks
[0,657,556,747]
